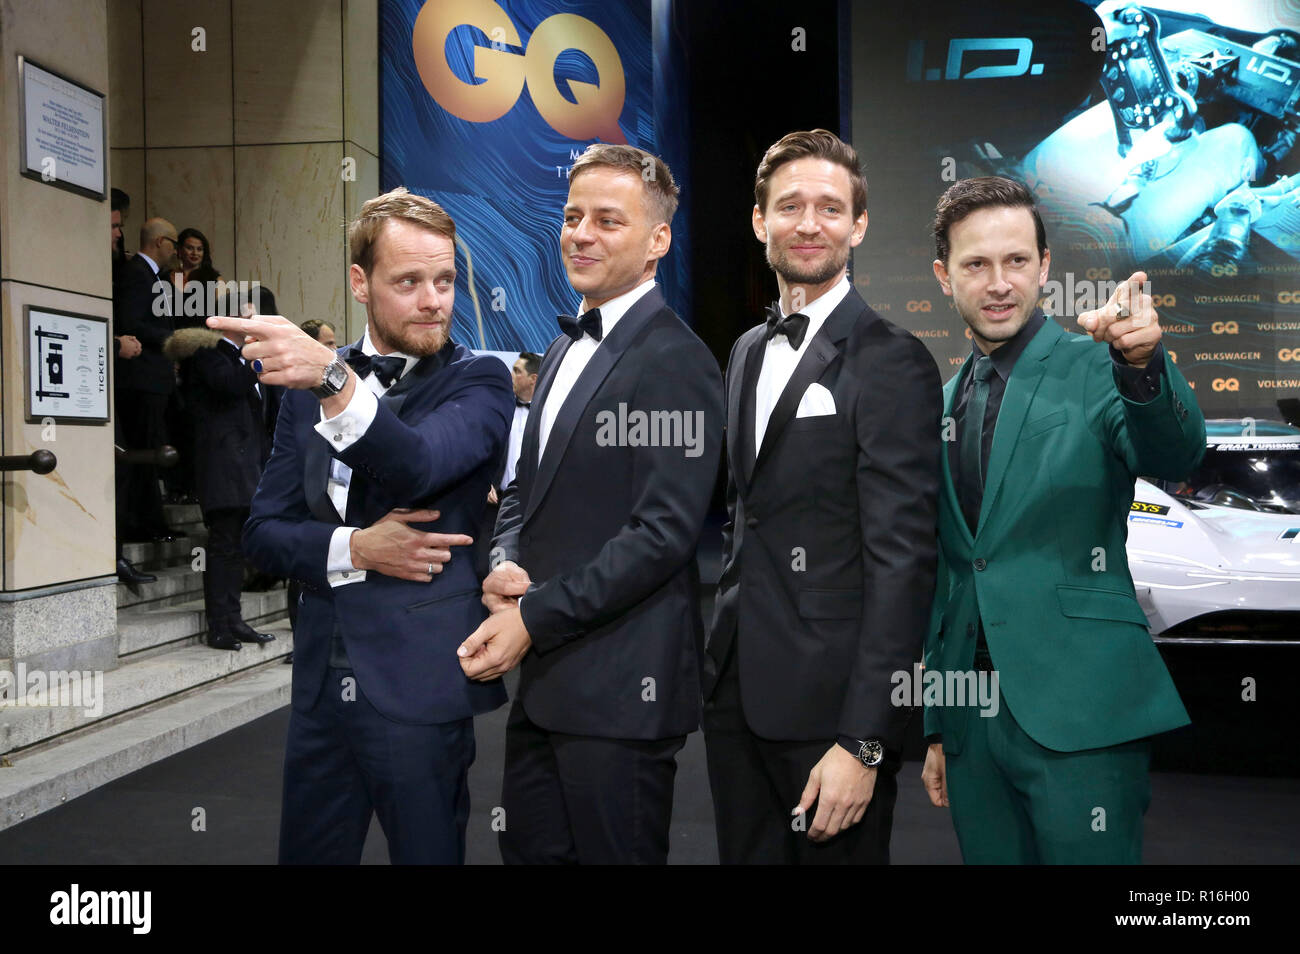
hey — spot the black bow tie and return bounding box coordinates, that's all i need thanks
[764,304,811,350]
[516,397,531,408]
[345,352,406,388]
[558,308,603,342]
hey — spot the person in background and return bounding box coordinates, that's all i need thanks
[475,351,539,580]
[115,217,182,544]
[300,318,336,349]
[164,290,281,651]
[111,188,154,591]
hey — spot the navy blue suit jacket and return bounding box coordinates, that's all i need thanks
[244,336,514,724]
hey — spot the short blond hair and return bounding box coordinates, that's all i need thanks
[569,144,679,225]
[349,187,455,276]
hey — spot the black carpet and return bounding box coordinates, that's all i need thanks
[1,661,1296,864]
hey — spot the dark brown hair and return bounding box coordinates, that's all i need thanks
[932,176,1047,264]
[569,144,680,224]
[754,129,867,218]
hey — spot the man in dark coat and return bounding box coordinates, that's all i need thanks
[165,325,281,650]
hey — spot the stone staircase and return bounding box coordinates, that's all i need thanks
[0,503,295,830]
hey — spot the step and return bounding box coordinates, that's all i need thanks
[0,621,292,758]
[162,502,204,527]
[121,532,207,571]
[117,588,288,657]
[0,659,293,831]
[116,563,204,609]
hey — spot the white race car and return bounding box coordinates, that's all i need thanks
[1127,420,1300,645]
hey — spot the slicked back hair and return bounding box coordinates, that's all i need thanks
[754,129,867,219]
[932,176,1047,265]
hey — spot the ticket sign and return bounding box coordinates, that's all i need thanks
[27,307,110,423]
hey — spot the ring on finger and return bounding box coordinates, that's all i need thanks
[427,562,434,577]
[251,358,265,373]
[1116,306,1130,319]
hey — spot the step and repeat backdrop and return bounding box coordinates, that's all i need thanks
[851,0,1300,421]
[380,0,687,354]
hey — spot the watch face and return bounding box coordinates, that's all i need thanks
[860,740,884,767]
[326,359,348,390]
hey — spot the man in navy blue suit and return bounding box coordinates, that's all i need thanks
[207,188,513,864]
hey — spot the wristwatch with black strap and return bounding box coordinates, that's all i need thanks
[837,735,884,768]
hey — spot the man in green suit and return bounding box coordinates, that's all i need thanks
[919,177,1205,864]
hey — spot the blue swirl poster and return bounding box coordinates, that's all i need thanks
[381,0,668,352]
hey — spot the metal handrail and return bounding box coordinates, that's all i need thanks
[114,445,179,468]
[0,450,57,475]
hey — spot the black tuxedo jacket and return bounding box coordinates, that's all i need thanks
[705,287,942,748]
[113,254,176,394]
[493,286,724,740]
[244,336,514,724]
[165,329,280,514]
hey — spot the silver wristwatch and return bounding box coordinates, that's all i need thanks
[310,356,349,398]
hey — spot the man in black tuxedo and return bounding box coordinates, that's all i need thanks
[458,145,724,864]
[207,189,513,864]
[703,129,942,864]
[165,315,281,651]
[115,217,179,543]
[475,351,539,580]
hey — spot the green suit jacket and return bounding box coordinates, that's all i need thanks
[923,318,1204,755]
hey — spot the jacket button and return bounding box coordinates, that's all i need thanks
[745,517,758,528]
[973,558,987,571]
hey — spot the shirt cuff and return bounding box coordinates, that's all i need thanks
[1111,341,1165,404]
[326,526,366,587]
[314,379,378,451]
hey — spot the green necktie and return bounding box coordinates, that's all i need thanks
[959,355,995,531]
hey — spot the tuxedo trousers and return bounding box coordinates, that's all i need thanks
[945,690,1150,864]
[499,698,685,864]
[703,646,898,864]
[115,389,170,539]
[279,666,475,865]
[201,507,247,631]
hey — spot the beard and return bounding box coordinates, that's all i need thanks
[368,303,449,357]
[767,239,851,288]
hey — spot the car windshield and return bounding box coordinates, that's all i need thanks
[1186,446,1300,514]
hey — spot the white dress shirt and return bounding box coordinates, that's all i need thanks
[501,401,529,489]
[136,251,172,316]
[314,328,418,587]
[537,278,656,460]
[754,276,850,454]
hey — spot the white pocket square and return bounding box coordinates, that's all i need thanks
[795,382,836,418]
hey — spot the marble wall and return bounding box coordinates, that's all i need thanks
[109,0,378,339]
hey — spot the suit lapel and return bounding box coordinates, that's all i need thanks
[976,319,1064,534]
[941,365,972,546]
[750,290,859,480]
[378,337,453,417]
[515,334,568,509]
[524,287,665,524]
[735,327,766,489]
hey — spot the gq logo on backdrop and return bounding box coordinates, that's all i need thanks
[1279,291,1300,303]
[412,0,626,142]
[1212,377,1240,392]
[1212,321,1240,335]
[907,37,1045,81]
[1280,348,1300,362]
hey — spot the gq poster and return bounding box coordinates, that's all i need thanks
[850,0,1300,421]
[380,0,674,354]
